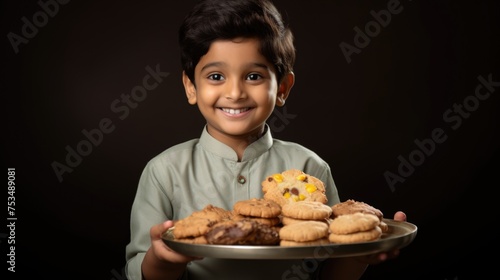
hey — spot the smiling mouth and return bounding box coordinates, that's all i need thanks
[220,107,250,115]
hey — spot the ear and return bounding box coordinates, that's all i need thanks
[182,71,197,105]
[276,72,295,107]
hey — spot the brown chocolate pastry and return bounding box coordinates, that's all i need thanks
[253,225,281,245]
[205,219,280,245]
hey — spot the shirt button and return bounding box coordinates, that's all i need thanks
[237,175,246,184]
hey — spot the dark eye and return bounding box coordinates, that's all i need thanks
[208,73,224,81]
[247,73,261,81]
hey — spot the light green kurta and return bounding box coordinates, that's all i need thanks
[125,125,340,280]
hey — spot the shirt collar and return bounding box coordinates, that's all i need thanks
[199,124,273,161]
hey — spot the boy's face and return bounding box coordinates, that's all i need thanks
[183,37,292,142]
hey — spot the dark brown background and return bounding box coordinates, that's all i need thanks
[3,0,499,279]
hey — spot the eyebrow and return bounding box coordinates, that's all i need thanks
[200,62,270,72]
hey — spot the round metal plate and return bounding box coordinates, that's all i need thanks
[161,219,417,259]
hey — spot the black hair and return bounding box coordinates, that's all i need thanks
[179,0,295,84]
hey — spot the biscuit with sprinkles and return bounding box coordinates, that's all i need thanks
[261,169,327,206]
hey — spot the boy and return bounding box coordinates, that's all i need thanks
[125,0,406,279]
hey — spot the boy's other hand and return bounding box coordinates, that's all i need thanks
[354,211,407,265]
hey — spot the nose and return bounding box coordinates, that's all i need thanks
[225,80,246,100]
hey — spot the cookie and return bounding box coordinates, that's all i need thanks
[279,221,329,242]
[331,199,383,221]
[379,221,389,233]
[280,237,330,247]
[173,205,228,239]
[281,201,332,220]
[205,219,280,245]
[191,204,232,221]
[281,216,329,226]
[232,213,281,226]
[262,169,328,206]
[253,225,282,245]
[173,216,218,239]
[328,226,382,243]
[233,198,281,218]
[329,212,380,235]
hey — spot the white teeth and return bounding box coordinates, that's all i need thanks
[222,108,249,115]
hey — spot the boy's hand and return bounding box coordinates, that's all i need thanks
[355,211,407,264]
[149,220,203,264]
[142,221,203,280]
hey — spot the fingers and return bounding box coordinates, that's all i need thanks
[375,250,397,261]
[356,253,386,265]
[149,221,203,264]
[393,211,407,222]
[357,248,401,265]
[150,220,175,240]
